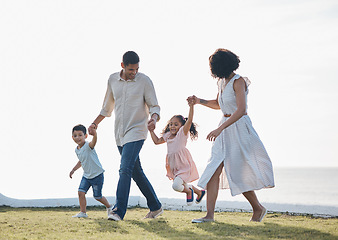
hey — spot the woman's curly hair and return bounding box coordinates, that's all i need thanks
[209,48,240,79]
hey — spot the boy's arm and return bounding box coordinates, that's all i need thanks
[88,129,97,149]
[183,104,194,135]
[69,161,82,179]
[149,130,165,145]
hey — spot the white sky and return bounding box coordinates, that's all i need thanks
[1,0,338,200]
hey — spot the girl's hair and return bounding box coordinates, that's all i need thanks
[209,48,240,79]
[162,115,198,140]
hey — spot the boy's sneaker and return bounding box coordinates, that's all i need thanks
[107,205,113,216]
[72,212,88,218]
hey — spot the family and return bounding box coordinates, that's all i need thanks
[69,49,275,223]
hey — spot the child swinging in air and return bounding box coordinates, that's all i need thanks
[149,102,205,205]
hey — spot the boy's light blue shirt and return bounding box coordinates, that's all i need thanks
[75,141,104,179]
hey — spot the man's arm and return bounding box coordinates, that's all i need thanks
[88,115,105,135]
[144,77,160,131]
[88,77,115,135]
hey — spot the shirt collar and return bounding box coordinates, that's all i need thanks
[119,70,137,82]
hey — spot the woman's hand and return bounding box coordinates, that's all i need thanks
[206,127,223,141]
[187,95,199,105]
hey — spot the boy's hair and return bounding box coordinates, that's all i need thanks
[72,124,86,135]
[123,51,140,66]
[162,115,198,141]
[209,48,240,79]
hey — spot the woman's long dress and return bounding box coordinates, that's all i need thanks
[197,74,274,196]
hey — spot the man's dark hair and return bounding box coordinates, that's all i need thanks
[72,124,86,135]
[123,51,140,66]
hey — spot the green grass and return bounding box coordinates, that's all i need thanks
[0,206,337,240]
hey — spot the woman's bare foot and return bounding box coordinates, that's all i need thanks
[250,207,267,222]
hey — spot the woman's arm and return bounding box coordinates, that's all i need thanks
[188,94,220,110]
[206,78,247,141]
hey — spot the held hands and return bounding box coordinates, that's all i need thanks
[88,123,97,135]
[147,118,157,132]
[187,95,223,141]
[187,95,199,106]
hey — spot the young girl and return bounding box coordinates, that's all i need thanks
[149,104,205,205]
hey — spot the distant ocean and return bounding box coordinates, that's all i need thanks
[143,167,338,208]
[2,167,337,216]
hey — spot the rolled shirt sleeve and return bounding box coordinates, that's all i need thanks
[100,77,115,117]
[144,77,160,121]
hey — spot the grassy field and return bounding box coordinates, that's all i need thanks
[0,206,337,240]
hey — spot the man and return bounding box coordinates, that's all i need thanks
[88,51,163,221]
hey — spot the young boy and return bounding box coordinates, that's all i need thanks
[70,124,112,218]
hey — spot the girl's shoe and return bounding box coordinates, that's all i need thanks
[195,190,206,204]
[187,188,194,206]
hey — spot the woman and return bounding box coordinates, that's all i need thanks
[188,48,274,223]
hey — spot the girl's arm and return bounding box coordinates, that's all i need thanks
[188,94,220,110]
[149,130,165,145]
[69,161,82,179]
[207,77,247,141]
[88,128,97,149]
[183,104,194,135]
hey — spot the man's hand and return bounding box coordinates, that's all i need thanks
[89,126,97,136]
[88,123,97,135]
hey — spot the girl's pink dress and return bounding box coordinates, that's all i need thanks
[162,127,199,183]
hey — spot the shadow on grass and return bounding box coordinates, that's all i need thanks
[94,218,131,235]
[194,221,335,239]
[97,217,336,240]
[1,206,336,239]
[0,206,104,212]
[129,219,199,239]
